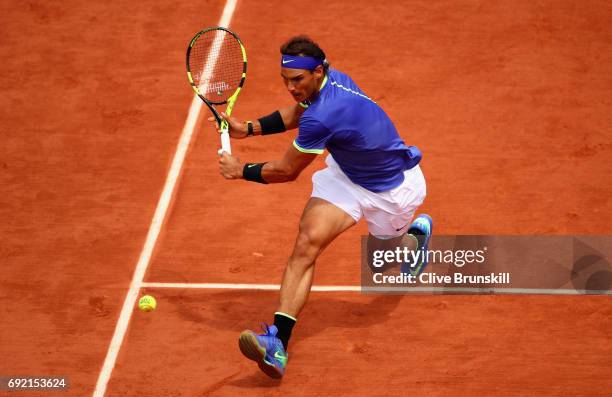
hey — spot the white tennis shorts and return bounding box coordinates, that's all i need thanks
[312,155,426,238]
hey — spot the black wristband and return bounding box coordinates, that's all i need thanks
[258,110,286,135]
[243,163,268,184]
[246,121,254,136]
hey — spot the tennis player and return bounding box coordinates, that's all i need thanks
[213,36,432,378]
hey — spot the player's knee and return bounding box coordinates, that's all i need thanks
[291,228,324,264]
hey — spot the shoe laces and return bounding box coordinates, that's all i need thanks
[260,323,278,337]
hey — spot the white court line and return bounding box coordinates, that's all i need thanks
[92,2,239,396]
[142,282,361,292]
[141,282,612,295]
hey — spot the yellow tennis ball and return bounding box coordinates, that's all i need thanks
[138,295,157,312]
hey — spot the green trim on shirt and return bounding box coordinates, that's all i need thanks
[293,140,324,154]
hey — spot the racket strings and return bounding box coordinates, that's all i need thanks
[189,31,243,103]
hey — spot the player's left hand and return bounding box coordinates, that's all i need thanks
[207,112,248,139]
[219,152,243,179]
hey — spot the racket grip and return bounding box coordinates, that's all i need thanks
[219,130,232,155]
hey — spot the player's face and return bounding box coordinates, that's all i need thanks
[281,66,324,102]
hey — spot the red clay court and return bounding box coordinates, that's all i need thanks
[1,0,611,396]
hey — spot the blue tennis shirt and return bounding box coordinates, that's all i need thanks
[294,68,422,193]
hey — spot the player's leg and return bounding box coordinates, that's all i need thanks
[366,232,418,271]
[278,197,356,317]
[238,198,355,378]
[364,165,431,274]
[366,216,433,274]
[238,160,359,378]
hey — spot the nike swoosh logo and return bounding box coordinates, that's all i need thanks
[282,59,295,64]
[274,350,287,365]
[410,262,424,277]
[396,223,411,231]
[247,164,257,168]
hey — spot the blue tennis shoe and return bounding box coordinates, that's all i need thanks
[401,214,433,276]
[239,324,287,379]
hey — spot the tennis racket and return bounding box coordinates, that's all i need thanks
[186,27,247,155]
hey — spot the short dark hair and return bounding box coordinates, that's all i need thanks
[280,35,329,71]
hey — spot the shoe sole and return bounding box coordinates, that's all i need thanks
[238,331,283,379]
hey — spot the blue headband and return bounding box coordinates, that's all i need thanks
[281,55,324,70]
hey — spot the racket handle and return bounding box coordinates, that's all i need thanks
[218,128,232,156]
[218,118,232,155]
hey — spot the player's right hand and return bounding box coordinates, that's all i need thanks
[207,112,248,139]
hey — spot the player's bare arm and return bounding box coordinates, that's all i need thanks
[218,145,316,182]
[212,103,305,138]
